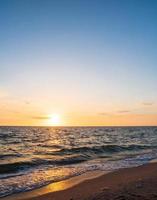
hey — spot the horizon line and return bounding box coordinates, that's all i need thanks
[0,125,157,127]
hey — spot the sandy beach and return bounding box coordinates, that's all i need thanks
[2,162,157,200]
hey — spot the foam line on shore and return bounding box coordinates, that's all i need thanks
[1,170,106,200]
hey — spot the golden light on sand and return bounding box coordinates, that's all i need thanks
[48,114,61,126]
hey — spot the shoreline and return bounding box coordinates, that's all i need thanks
[1,170,107,200]
[2,162,157,200]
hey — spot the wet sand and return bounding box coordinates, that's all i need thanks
[3,162,157,200]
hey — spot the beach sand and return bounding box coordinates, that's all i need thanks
[3,162,157,200]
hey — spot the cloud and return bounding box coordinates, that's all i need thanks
[142,102,153,106]
[117,110,131,113]
[99,110,131,116]
[31,116,49,120]
[98,112,112,116]
[25,101,31,105]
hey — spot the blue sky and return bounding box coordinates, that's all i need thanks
[0,0,157,125]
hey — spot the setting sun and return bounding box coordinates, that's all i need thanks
[48,114,61,126]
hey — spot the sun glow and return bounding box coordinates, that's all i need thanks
[48,114,61,126]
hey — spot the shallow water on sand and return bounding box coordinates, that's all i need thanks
[0,126,157,197]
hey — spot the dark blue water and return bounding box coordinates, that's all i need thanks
[0,126,157,197]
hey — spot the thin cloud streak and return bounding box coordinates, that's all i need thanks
[99,110,131,116]
[142,102,154,106]
[98,112,113,116]
[31,116,49,120]
[117,110,131,114]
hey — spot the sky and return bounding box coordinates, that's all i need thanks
[0,0,157,126]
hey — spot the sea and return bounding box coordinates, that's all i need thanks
[0,126,157,197]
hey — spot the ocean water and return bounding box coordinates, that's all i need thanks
[0,126,157,197]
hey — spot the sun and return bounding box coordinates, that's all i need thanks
[49,114,61,126]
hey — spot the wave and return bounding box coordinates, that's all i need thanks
[53,144,154,155]
[0,153,22,159]
[1,144,153,175]
[0,155,89,175]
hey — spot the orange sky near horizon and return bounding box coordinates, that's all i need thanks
[0,87,157,126]
[0,89,157,126]
[1,115,157,126]
[1,109,157,126]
